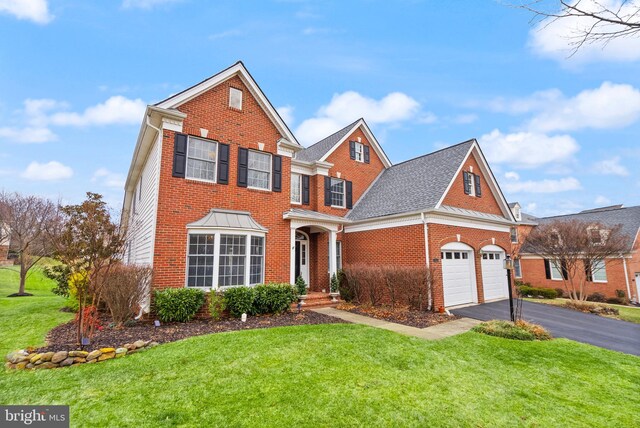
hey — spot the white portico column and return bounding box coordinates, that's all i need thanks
[290,226,297,284]
[328,228,337,285]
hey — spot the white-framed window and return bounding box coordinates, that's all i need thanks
[510,227,518,243]
[186,231,265,289]
[354,142,364,162]
[248,150,271,190]
[514,258,522,278]
[229,87,243,110]
[550,260,563,281]
[290,173,302,204]
[330,178,345,207]
[186,136,218,182]
[591,259,607,283]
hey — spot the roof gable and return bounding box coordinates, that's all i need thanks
[296,119,392,168]
[155,61,299,147]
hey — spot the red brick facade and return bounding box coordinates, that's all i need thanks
[0,245,8,261]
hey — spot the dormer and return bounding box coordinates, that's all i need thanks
[509,202,522,222]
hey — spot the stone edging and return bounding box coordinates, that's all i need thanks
[5,340,158,370]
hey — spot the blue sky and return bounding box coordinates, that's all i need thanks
[1,0,639,216]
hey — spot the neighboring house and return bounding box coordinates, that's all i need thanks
[511,204,640,302]
[122,61,517,313]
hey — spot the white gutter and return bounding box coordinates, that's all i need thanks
[622,257,632,300]
[421,212,433,311]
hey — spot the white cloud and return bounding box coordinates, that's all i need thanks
[49,96,146,127]
[529,0,640,63]
[122,0,180,9]
[21,161,73,181]
[526,82,640,132]
[479,129,579,168]
[592,156,629,176]
[418,112,438,124]
[91,168,126,189]
[504,171,520,180]
[524,202,537,213]
[595,195,611,205]
[486,89,563,115]
[0,0,53,24]
[209,29,242,40]
[0,126,57,143]
[502,177,581,194]
[296,91,420,145]
[277,106,294,125]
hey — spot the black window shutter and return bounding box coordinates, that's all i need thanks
[349,141,356,160]
[217,143,229,184]
[237,148,248,187]
[544,259,551,280]
[324,176,331,206]
[272,155,282,192]
[474,174,482,197]
[584,260,592,282]
[302,175,310,205]
[364,146,370,164]
[172,133,188,178]
[560,260,569,280]
[463,171,471,195]
[346,180,353,209]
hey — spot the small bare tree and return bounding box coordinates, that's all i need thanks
[514,0,640,56]
[0,191,59,296]
[523,219,630,300]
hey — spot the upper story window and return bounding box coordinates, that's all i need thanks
[330,178,345,207]
[510,227,518,243]
[463,171,481,197]
[247,150,271,190]
[354,142,364,162]
[187,136,218,182]
[291,173,302,204]
[229,87,243,110]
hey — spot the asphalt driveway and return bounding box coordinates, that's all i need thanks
[451,299,640,356]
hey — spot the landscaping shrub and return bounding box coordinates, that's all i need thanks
[340,264,433,311]
[253,283,297,315]
[208,292,226,321]
[563,300,619,315]
[554,288,565,299]
[223,286,256,318]
[153,288,206,322]
[605,296,628,305]
[43,264,71,298]
[518,285,557,299]
[295,276,307,296]
[100,264,152,327]
[472,320,552,341]
[587,292,606,303]
[615,289,626,299]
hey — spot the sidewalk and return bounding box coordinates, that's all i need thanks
[312,307,482,340]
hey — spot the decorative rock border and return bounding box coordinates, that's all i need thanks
[5,340,158,370]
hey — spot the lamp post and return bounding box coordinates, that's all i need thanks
[504,255,515,322]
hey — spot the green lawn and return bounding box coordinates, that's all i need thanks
[1,270,639,427]
[0,262,73,356]
[525,297,640,324]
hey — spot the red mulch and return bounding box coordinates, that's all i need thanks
[37,311,345,352]
[337,303,458,328]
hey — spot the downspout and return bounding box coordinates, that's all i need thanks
[422,212,432,311]
[622,256,633,301]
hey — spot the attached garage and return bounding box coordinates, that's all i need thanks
[441,242,477,307]
[480,245,508,301]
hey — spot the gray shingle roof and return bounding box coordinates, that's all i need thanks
[534,205,640,252]
[296,119,361,162]
[347,140,475,220]
[187,209,268,232]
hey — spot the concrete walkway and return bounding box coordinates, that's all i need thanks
[313,307,482,340]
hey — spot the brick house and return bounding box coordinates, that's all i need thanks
[510,203,640,302]
[122,62,518,313]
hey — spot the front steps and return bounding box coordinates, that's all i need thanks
[291,291,341,311]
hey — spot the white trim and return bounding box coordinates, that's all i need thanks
[246,149,272,192]
[549,260,563,281]
[591,259,608,283]
[330,177,346,208]
[622,258,632,299]
[318,119,392,168]
[186,136,219,183]
[480,244,504,252]
[434,141,515,221]
[441,242,473,251]
[290,172,302,205]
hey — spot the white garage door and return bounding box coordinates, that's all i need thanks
[481,249,508,301]
[441,249,475,307]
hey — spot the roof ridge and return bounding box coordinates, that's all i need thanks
[540,205,640,220]
[389,138,475,169]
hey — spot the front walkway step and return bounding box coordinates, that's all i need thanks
[290,293,341,311]
[312,307,481,340]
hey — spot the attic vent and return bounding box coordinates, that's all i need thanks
[229,87,243,110]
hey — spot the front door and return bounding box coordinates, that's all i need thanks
[295,233,310,287]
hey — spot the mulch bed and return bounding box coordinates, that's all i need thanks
[337,303,458,328]
[37,311,345,352]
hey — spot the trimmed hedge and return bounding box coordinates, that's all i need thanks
[153,288,206,322]
[518,285,557,299]
[224,287,255,318]
[224,283,297,318]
